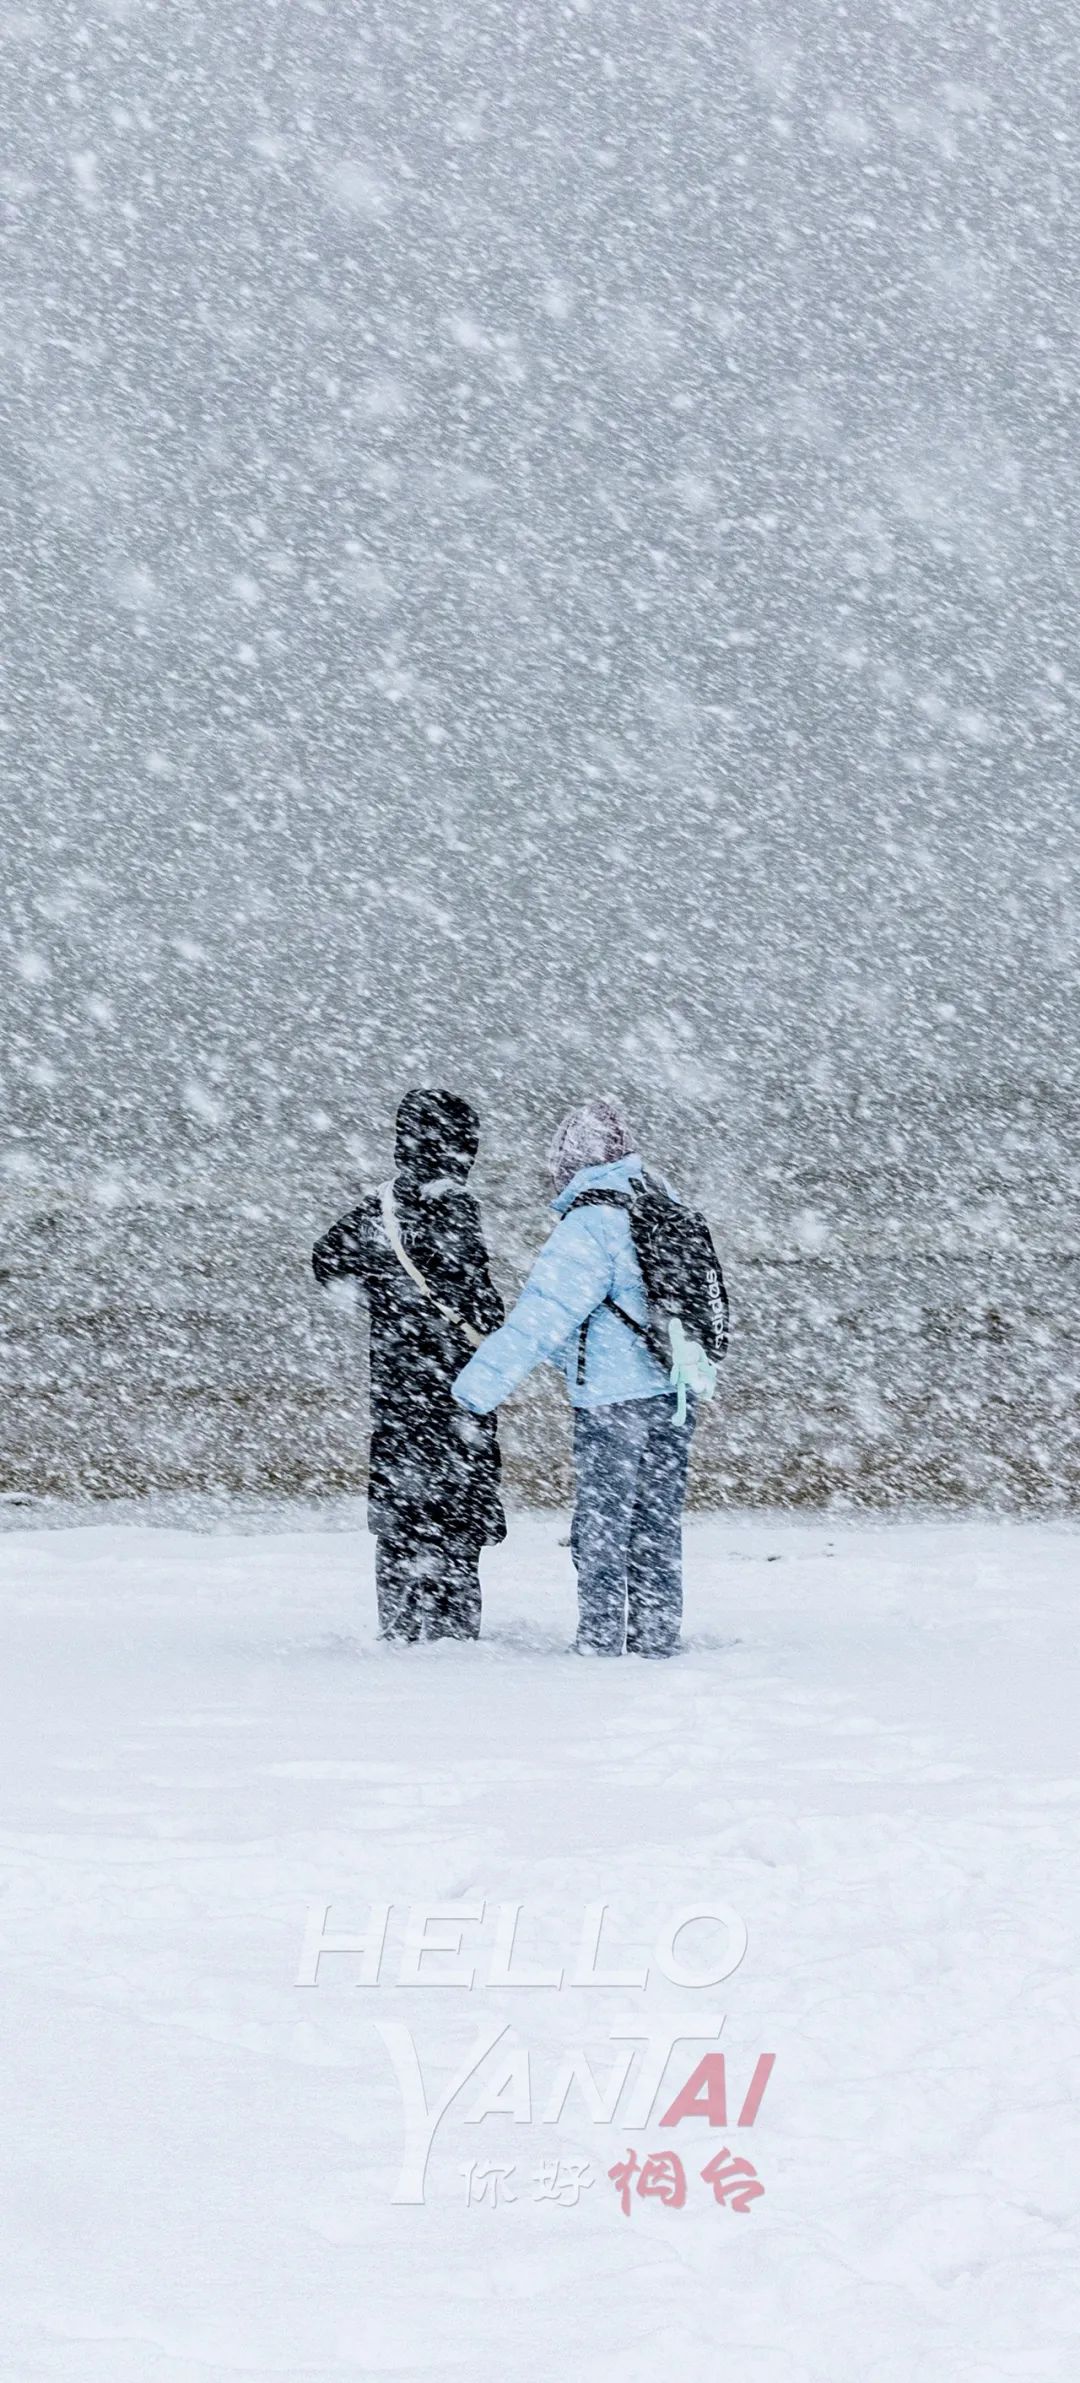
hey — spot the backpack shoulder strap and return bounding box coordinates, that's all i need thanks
[378,1182,484,1349]
[565,1189,635,1213]
[564,1190,650,1384]
[574,1295,651,1385]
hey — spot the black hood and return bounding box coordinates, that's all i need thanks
[394,1088,480,1187]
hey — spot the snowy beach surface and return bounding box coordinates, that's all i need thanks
[1,1510,1076,2382]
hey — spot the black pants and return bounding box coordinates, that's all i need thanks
[375,1534,482,1644]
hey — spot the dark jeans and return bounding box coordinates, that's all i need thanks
[570,1394,695,1657]
[375,1535,482,1644]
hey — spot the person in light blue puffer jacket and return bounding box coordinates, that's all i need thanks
[453,1099,696,1657]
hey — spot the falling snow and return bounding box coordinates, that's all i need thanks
[2,1,1078,1507]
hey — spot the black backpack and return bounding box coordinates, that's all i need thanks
[567,1177,730,1388]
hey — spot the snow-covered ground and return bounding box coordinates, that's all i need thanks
[1,1508,1077,2382]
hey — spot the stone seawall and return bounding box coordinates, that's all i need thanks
[3,1136,1076,1509]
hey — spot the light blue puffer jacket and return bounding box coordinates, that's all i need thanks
[452,1155,671,1414]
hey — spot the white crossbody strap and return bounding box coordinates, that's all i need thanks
[378,1182,484,1349]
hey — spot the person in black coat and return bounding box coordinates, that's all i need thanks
[312,1089,505,1643]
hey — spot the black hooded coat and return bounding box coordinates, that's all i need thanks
[312,1091,506,1547]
